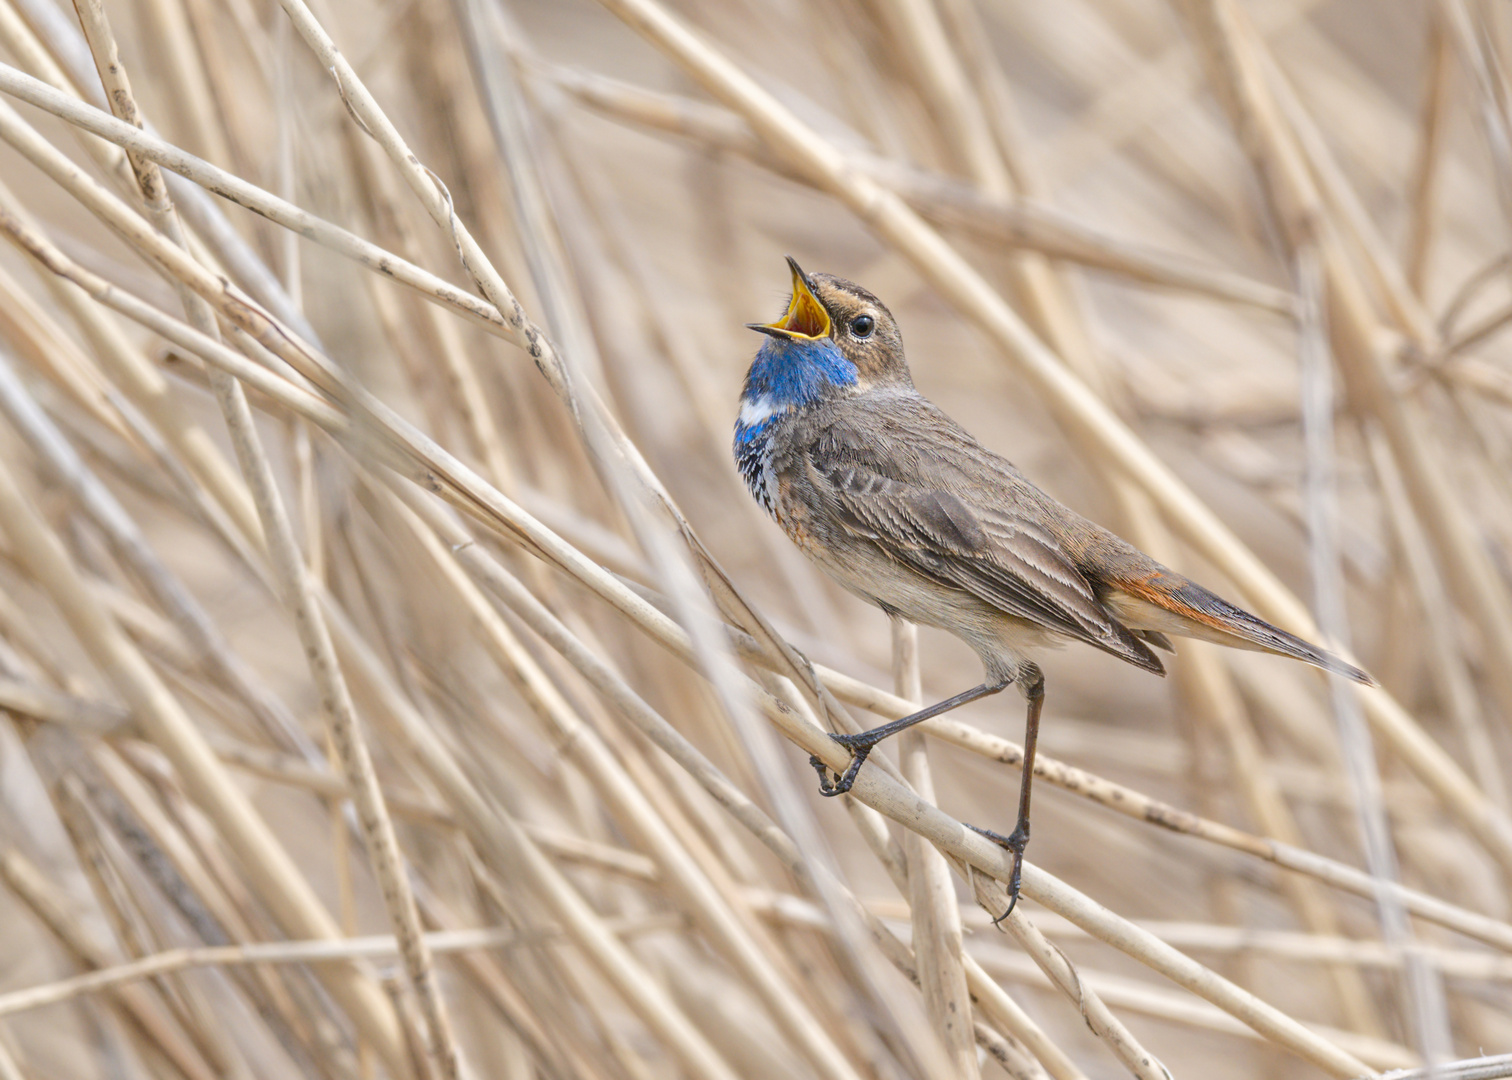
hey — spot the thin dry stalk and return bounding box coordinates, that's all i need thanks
[0,847,219,1080]
[892,619,977,1078]
[964,872,1171,1080]
[1006,915,1512,981]
[0,1030,25,1080]
[964,938,1417,1072]
[0,66,511,340]
[1406,10,1452,298]
[1367,427,1506,809]
[0,918,683,1018]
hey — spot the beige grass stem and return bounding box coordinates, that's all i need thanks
[892,619,978,1078]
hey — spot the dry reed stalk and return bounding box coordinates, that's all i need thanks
[87,741,353,1074]
[0,0,135,189]
[965,874,1172,1080]
[1018,864,1369,1076]
[893,620,978,1078]
[1389,1058,1512,1080]
[219,376,464,1080]
[0,847,219,1080]
[963,939,1417,1072]
[922,710,1512,950]
[0,258,131,442]
[0,1031,24,1080]
[1367,428,1505,809]
[991,915,1512,981]
[342,127,515,491]
[746,677,1374,1072]
[0,916,689,1018]
[0,69,509,345]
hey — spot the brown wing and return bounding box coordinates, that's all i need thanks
[804,417,1164,674]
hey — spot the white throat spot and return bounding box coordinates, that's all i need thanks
[738,395,782,429]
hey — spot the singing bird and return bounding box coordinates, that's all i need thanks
[736,257,1372,914]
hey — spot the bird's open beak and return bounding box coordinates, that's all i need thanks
[746,256,832,340]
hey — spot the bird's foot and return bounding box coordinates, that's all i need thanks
[808,732,877,796]
[966,822,1029,926]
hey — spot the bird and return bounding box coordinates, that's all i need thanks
[735,256,1373,917]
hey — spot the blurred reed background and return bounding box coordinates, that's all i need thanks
[0,0,1509,1076]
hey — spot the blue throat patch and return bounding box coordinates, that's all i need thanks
[734,335,857,519]
[736,336,857,440]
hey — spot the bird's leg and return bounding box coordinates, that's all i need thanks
[967,663,1045,924]
[809,679,1009,796]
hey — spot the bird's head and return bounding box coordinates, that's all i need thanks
[740,258,910,418]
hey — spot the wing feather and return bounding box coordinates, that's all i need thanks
[804,420,1162,673]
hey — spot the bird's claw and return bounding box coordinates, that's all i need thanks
[809,733,875,796]
[808,754,842,794]
[966,822,1029,927]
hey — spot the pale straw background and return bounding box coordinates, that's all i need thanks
[0,0,1509,1078]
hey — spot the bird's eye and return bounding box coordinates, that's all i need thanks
[850,314,875,339]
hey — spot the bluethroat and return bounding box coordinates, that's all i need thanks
[736,257,1373,917]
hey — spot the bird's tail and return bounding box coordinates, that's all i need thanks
[1108,573,1375,685]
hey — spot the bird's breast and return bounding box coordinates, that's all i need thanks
[733,400,784,521]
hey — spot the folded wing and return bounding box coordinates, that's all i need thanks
[805,425,1164,674]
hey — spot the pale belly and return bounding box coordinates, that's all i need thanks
[788,519,1061,683]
